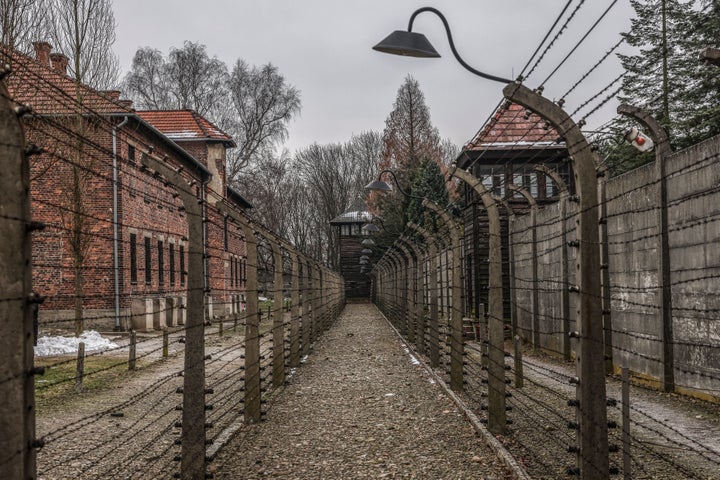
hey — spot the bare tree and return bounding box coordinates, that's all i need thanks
[165,41,228,117]
[45,0,119,89]
[0,0,47,53]
[43,0,120,334]
[226,60,301,181]
[121,47,172,110]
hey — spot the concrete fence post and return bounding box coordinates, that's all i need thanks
[449,167,506,435]
[289,252,301,368]
[505,82,609,479]
[271,240,285,388]
[617,104,674,392]
[534,165,571,361]
[404,229,427,356]
[141,153,206,480]
[0,72,38,480]
[422,199,464,393]
[397,243,416,345]
[508,184,540,351]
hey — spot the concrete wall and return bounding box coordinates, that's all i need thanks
[509,134,720,400]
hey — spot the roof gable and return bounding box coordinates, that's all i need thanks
[2,45,132,115]
[136,110,235,147]
[464,101,564,151]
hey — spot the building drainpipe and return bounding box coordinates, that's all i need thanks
[112,116,129,331]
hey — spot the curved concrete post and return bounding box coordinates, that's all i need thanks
[618,104,674,392]
[270,240,285,388]
[388,249,405,333]
[508,184,540,351]
[403,231,427,355]
[397,242,416,345]
[311,263,321,343]
[145,154,207,473]
[301,258,312,356]
[289,251,301,368]
[408,223,440,367]
[534,165,572,360]
[505,82,608,479]
[408,222,439,365]
[422,199,464,393]
[448,166,506,435]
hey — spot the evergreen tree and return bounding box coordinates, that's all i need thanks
[406,158,450,233]
[371,75,443,236]
[617,0,714,149]
[677,0,720,146]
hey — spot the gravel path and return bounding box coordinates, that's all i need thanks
[212,303,513,480]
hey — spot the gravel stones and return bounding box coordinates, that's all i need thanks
[212,304,513,479]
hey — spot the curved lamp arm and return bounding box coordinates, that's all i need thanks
[365,169,425,200]
[408,7,513,84]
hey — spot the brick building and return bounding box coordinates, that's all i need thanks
[3,42,250,332]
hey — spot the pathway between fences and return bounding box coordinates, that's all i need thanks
[213,303,514,479]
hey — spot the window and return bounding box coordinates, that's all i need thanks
[478,165,505,198]
[242,257,247,283]
[230,256,235,287]
[158,240,164,286]
[144,236,152,285]
[180,244,186,286]
[169,243,175,286]
[130,233,137,284]
[128,144,135,162]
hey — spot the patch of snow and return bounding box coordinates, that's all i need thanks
[300,355,308,363]
[35,330,119,357]
[408,355,420,365]
[258,296,268,302]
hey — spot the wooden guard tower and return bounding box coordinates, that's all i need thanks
[330,197,373,300]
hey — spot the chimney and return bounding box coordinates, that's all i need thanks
[118,99,134,110]
[50,53,69,75]
[102,90,121,101]
[32,41,52,67]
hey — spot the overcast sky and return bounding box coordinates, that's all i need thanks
[112,0,636,154]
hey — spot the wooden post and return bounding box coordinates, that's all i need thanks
[163,328,169,357]
[0,70,37,479]
[75,342,85,393]
[129,330,137,370]
[622,367,631,480]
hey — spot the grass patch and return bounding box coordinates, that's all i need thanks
[34,355,137,410]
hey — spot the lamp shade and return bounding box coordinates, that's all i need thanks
[360,255,370,262]
[362,222,380,233]
[365,179,393,192]
[361,248,373,255]
[361,238,375,246]
[373,30,441,58]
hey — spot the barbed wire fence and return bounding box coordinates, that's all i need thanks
[372,90,720,480]
[0,58,345,479]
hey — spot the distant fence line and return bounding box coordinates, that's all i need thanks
[0,67,345,479]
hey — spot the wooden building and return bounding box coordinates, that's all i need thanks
[330,198,373,299]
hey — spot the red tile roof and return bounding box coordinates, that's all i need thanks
[1,45,133,115]
[136,110,235,146]
[464,102,564,151]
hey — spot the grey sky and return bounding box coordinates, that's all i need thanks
[112,1,636,154]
